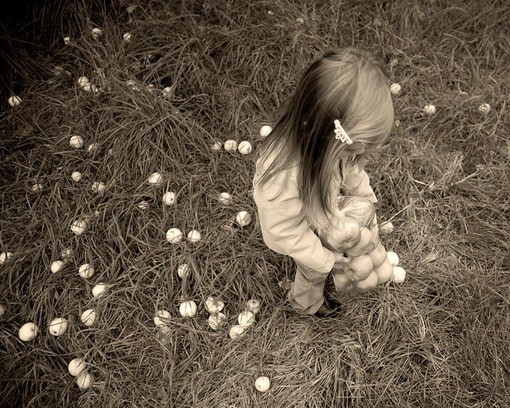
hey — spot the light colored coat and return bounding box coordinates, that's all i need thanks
[253,151,377,274]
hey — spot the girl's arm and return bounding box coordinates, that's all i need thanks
[253,172,336,274]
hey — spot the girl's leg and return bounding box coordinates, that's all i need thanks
[287,262,329,315]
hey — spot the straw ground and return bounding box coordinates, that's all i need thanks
[0,0,509,407]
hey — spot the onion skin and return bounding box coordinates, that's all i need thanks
[354,270,379,291]
[368,242,387,268]
[327,213,362,250]
[349,254,373,281]
[375,260,394,284]
[338,196,375,228]
[345,227,372,256]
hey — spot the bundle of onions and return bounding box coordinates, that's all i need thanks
[324,196,404,292]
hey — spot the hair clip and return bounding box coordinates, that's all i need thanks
[333,120,353,144]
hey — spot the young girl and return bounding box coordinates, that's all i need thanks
[252,48,394,317]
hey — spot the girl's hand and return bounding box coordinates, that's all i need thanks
[333,251,350,269]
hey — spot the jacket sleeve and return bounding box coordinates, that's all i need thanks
[342,166,378,204]
[353,169,378,203]
[253,171,336,273]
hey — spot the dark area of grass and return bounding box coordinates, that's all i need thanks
[0,0,509,407]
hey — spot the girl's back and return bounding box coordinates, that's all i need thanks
[252,48,394,316]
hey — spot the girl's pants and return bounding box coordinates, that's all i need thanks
[287,261,345,315]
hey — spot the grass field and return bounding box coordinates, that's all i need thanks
[0,0,509,407]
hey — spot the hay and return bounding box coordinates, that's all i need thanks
[0,0,509,407]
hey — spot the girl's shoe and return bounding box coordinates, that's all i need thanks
[314,298,342,317]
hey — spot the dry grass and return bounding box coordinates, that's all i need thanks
[0,0,509,407]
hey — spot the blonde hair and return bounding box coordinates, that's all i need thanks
[255,48,394,229]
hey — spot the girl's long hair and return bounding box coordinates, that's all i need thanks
[255,48,394,229]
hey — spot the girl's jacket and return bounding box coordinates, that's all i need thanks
[253,151,377,273]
